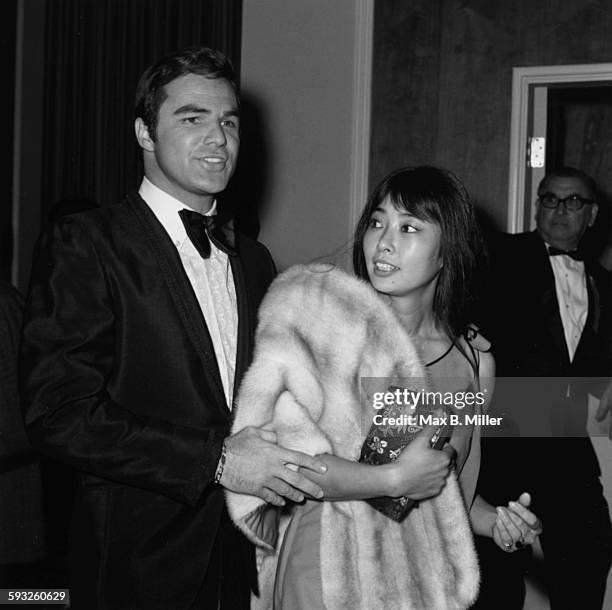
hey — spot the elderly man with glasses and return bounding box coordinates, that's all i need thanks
[474,167,612,609]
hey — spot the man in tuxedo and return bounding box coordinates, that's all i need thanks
[20,47,326,609]
[475,167,612,609]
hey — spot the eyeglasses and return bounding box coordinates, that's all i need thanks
[538,193,594,211]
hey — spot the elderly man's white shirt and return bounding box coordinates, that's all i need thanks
[548,251,588,362]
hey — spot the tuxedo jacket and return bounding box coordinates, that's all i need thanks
[477,230,612,506]
[20,192,275,609]
[485,230,612,380]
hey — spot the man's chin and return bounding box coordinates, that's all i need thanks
[195,177,232,196]
[542,227,572,241]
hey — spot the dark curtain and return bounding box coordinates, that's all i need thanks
[42,0,242,222]
[1,0,16,281]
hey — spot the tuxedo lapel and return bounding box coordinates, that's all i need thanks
[540,279,569,362]
[530,233,570,363]
[230,254,252,401]
[573,269,600,365]
[584,263,600,334]
[125,192,228,413]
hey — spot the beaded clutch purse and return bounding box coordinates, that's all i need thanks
[359,387,450,522]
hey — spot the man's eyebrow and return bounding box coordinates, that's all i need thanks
[173,104,240,117]
[173,104,209,115]
[539,191,590,197]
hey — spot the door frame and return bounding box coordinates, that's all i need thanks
[507,63,612,232]
[348,0,374,245]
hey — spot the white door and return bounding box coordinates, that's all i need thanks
[507,63,612,233]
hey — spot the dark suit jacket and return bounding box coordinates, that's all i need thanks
[20,192,275,609]
[485,230,612,380]
[477,229,612,505]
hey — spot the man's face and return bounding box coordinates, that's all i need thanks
[535,176,598,250]
[136,73,239,213]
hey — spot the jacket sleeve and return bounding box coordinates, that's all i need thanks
[20,217,224,506]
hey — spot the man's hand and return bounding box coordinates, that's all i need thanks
[595,379,612,440]
[389,423,451,499]
[220,426,327,506]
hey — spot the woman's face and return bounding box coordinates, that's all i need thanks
[362,197,443,300]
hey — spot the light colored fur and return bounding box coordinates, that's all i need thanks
[226,264,479,609]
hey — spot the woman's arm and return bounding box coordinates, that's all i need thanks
[470,493,498,537]
[300,423,452,502]
[448,336,495,472]
[468,342,543,551]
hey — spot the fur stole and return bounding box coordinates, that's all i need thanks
[226,264,479,609]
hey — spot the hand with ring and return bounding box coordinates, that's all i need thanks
[492,492,542,553]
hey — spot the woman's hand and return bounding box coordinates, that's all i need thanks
[493,492,543,552]
[388,423,452,499]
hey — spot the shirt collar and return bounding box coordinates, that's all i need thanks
[544,241,584,268]
[139,177,217,245]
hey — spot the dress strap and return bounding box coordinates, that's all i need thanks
[424,326,490,375]
[456,333,479,379]
[460,325,492,380]
[425,336,458,367]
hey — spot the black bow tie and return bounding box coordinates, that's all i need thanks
[548,246,583,261]
[178,209,236,258]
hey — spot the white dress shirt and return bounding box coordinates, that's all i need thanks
[139,177,238,407]
[548,247,588,362]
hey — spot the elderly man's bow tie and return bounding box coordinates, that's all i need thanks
[548,246,583,261]
[178,209,236,258]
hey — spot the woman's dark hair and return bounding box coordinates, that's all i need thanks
[352,166,483,337]
[134,46,238,141]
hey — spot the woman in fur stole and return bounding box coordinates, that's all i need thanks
[227,167,542,609]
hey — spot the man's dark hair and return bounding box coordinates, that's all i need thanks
[134,46,238,141]
[538,166,598,201]
[352,166,484,338]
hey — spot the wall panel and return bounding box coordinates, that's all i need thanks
[370,0,441,186]
[371,0,612,229]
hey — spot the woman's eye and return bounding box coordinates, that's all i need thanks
[368,218,382,229]
[401,224,417,233]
